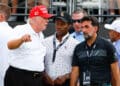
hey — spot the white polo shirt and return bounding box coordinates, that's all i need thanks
[9,23,46,72]
[0,22,13,86]
[42,33,79,80]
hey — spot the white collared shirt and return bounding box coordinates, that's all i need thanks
[9,23,46,72]
[42,33,79,80]
[0,21,13,86]
[55,33,69,47]
[0,22,13,77]
[70,31,84,43]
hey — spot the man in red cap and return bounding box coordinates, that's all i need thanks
[4,5,53,86]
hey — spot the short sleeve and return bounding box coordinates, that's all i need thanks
[106,41,118,64]
[72,45,79,66]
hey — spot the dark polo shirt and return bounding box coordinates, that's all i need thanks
[72,36,117,84]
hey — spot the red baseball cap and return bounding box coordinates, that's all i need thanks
[29,5,53,18]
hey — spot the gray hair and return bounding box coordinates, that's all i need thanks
[72,9,88,16]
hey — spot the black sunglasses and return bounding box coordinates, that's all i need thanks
[72,19,81,23]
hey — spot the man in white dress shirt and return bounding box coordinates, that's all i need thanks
[4,5,53,86]
[105,19,120,68]
[104,18,120,86]
[0,3,13,86]
[42,12,79,86]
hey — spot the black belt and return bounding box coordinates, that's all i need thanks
[9,66,44,78]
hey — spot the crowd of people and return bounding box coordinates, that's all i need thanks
[0,1,120,86]
[1,0,120,21]
[0,0,49,21]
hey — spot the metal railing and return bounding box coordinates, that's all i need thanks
[7,0,120,22]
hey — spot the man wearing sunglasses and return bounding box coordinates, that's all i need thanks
[70,9,88,43]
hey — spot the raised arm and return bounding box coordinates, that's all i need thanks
[8,34,31,49]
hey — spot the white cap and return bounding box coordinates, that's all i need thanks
[104,19,120,33]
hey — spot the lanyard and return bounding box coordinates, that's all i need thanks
[86,44,96,57]
[52,35,69,62]
[85,44,96,71]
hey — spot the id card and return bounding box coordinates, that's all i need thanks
[83,71,91,85]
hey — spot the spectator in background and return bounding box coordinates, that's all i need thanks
[70,9,88,43]
[105,19,120,68]
[104,19,120,86]
[1,0,18,14]
[0,0,18,21]
[42,12,79,86]
[109,0,120,15]
[27,0,49,10]
[70,9,88,86]
[4,5,53,86]
[0,3,13,86]
[70,16,120,86]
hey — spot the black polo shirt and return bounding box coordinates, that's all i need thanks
[72,36,117,84]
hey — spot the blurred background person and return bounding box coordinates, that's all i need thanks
[105,19,120,86]
[27,0,49,10]
[70,9,88,43]
[1,0,18,14]
[109,0,120,15]
[0,0,18,21]
[105,19,120,68]
[0,3,13,86]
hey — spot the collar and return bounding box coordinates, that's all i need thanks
[62,33,69,41]
[75,31,83,35]
[85,36,98,48]
[55,33,69,42]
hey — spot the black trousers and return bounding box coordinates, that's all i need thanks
[4,66,44,86]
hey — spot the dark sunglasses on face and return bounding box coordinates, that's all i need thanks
[72,19,81,23]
